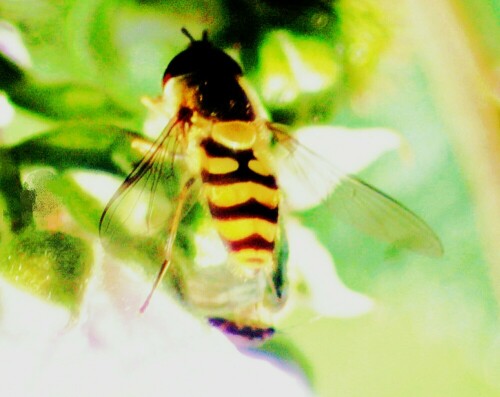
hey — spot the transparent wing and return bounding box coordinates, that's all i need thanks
[99,117,184,248]
[269,123,443,257]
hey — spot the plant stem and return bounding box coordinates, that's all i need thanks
[405,0,500,304]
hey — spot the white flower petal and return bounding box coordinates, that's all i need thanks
[277,125,402,211]
[0,93,14,128]
[286,219,374,317]
[293,126,401,173]
[0,20,32,68]
[0,278,70,339]
[0,252,313,397]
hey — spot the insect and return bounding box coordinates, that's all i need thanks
[100,29,442,343]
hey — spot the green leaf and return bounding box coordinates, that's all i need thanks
[261,336,314,383]
[0,229,93,311]
[0,40,133,121]
[0,148,32,232]
[10,123,142,174]
[4,74,133,121]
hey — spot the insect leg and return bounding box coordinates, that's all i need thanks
[264,269,279,301]
[140,177,195,313]
[140,96,163,114]
[263,266,288,310]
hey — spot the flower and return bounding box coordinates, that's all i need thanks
[0,251,313,397]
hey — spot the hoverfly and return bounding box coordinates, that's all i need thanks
[100,28,442,343]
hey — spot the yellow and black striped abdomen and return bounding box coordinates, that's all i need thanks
[200,134,279,274]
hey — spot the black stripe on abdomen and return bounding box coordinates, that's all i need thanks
[227,234,275,252]
[201,169,277,188]
[200,138,277,188]
[208,199,278,222]
[201,138,245,158]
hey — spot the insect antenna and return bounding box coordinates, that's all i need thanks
[181,27,196,42]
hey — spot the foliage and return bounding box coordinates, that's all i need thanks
[0,0,499,396]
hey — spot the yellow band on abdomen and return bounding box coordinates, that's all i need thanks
[215,218,276,242]
[204,182,279,208]
[231,249,274,267]
[201,151,239,174]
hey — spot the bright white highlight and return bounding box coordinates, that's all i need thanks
[263,75,298,103]
[73,171,122,205]
[0,21,32,68]
[286,219,374,317]
[278,126,402,211]
[0,93,14,128]
[279,34,330,92]
[194,227,229,267]
[0,255,313,397]
[293,126,401,174]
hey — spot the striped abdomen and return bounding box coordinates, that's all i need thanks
[200,124,279,274]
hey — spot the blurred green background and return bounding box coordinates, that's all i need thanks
[0,0,499,396]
